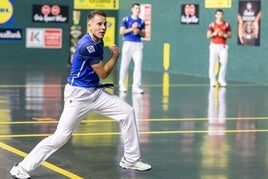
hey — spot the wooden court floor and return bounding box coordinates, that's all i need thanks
[1,67,268,179]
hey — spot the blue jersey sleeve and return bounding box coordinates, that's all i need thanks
[122,17,129,28]
[141,20,145,30]
[78,43,102,65]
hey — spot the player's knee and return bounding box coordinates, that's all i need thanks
[119,105,135,121]
[49,133,72,147]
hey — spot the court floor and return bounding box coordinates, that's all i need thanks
[1,66,268,179]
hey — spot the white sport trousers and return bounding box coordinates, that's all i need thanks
[209,43,228,83]
[19,84,141,172]
[119,41,143,87]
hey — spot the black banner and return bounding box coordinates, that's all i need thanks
[238,0,261,46]
[0,27,22,42]
[32,4,68,23]
[181,4,199,25]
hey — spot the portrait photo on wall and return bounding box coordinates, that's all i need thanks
[238,0,261,46]
[181,4,199,25]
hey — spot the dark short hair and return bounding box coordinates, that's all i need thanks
[215,9,224,14]
[132,3,140,8]
[88,10,106,21]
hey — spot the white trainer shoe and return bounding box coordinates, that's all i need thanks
[119,85,127,92]
[219,80,227,87]
[10,164,31,179]
[210,81,217,87]
[119,157,151,171]
[132,86,144,94]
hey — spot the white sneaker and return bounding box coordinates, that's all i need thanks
[219,80,227,87]
[119,157,151,171]
[119,85,127,92]
[210,82,217,87]
[10,164,31,179]
[132,86,144,94]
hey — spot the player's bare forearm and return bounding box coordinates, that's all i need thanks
[92,45,120,79]
[92,58,117,79]
[226,31,232,38]
[102,45,120,79]
[207,31,214,39]
[139,30,145,38]
[102,59,117,79]
[120,27,133,35]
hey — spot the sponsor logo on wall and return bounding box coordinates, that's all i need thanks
[181,4,199,25]
[0,0,14,25]
[32,4,68,23]
[205,0,231,8]
[140,4,151,41]
[238,0,261,46]
[26,28,62,48]
[0,27,22,42]
[74,0,119,10]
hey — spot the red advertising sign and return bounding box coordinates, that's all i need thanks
[140,4,152,41]
[44,29,62,48]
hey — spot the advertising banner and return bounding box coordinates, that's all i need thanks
[181,4,199,25]
[74,0,119,10]
[238,0,261,46]
[205,0,232,8]
[32,4,68,23]
[0,0,14,25]
[26,28,62,48]
[0,27,22,42]
[140,4,152,41]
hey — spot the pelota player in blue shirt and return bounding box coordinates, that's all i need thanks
[119,3,146,94]
[10,10,151,179]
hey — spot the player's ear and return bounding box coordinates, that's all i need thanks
[87,23,92,32]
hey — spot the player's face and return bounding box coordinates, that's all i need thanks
[88,14,107,42]
[132,5,140,17]
[215,11,224,21]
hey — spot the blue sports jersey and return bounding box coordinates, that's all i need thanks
[67,33,103,88]
[122,15,145,42]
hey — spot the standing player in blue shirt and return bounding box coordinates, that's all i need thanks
[119,3,145,93]
[10,10,151,179]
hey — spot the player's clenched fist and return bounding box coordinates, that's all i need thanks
[109,44,120,59]
[132,22,140,35]
[218,30,224,36]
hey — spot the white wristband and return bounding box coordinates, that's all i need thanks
[223,34,228,38]
[212,31,218,36]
